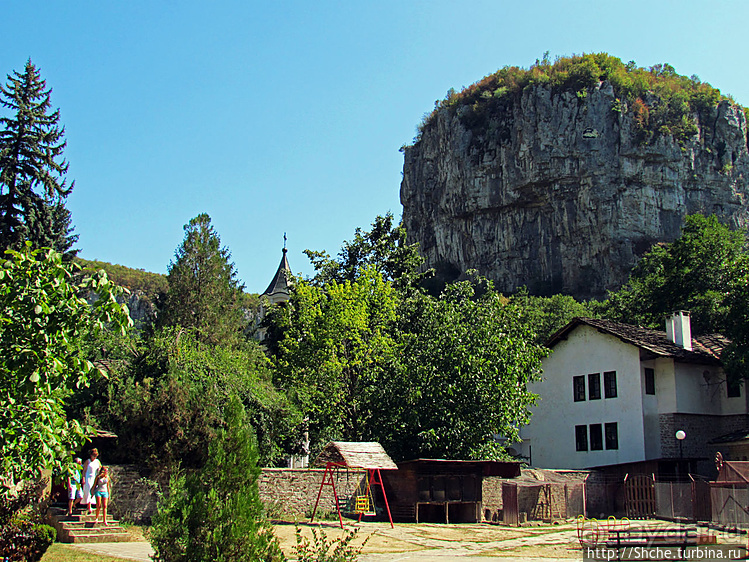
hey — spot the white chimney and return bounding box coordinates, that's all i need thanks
[666,311,692,350]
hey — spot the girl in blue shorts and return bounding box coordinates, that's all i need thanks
[92,466,111,525]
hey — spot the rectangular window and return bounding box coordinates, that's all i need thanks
[590,424,603,451]
[575,425,588,451]
[644,368,655,395]
[573,376,586,402]
[604,371,618,398]
[588,373,601,400]
[728,378,742,398]
[605,422,619,450]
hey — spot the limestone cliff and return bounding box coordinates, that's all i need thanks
[401,77,749,300]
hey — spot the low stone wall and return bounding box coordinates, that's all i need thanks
[105,465,364,524]
[258,468,364,519]
[108,465,168,524]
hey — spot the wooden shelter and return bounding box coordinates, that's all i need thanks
[311,441,397,528]
[380,459,521,523]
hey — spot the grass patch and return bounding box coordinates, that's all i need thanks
[41,543,132,562]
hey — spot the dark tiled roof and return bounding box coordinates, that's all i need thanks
[710,430,749,444]
[263,248,292,298]
[547,317,728,365]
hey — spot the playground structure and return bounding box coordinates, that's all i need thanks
[310,441,398,528]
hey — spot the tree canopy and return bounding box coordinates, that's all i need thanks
[0,60,77,256]
[603,214,747,334]
[159,214,246,345]
[0,244,131,486]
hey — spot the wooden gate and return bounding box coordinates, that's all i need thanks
[624,474,655,518]
[502,482,519,526]
[691,479,712,522]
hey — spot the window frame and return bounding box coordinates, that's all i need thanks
[573,375,586,402]
[575,425,589,452]
[589,423,603,451]
[605,422,619,450]
[588,373,601,400]
[644,368,655,395]
[604,371,618,399]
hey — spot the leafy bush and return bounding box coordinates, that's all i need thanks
[293,526,371,562]
[416,53,740,145]
[0,481,56,561]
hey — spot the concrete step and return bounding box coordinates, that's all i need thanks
[67,532,132,544]
[48,506,131,544]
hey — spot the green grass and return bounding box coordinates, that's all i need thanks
[41,543,132,562]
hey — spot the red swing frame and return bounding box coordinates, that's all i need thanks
[310,461,394,529]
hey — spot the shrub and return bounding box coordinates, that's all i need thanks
[415,52,741,146]
[0,481,56,562]
[150,397,284,562]
[293,525,371,562]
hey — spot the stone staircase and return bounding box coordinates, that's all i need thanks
[47,505,130,543]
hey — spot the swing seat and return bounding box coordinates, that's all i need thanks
[354,495,370,513]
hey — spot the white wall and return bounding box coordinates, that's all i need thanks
[520,325,646,469]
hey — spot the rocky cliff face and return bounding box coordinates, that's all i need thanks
[401,81,749,299]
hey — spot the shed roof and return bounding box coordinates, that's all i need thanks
[398,459,521,477]
[547,317,727,365]
[717,461,749,483]
[314,441,398,470]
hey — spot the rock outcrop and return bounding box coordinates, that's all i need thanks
[401,81,749,299]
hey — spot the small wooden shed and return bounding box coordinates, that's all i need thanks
[311,441,398,528]
[381,459,521,523]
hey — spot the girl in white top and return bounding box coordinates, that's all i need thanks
[81,448,101,514]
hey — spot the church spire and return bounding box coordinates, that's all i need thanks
[262,237,292,304]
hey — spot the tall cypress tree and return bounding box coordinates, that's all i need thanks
[0,60,77,256]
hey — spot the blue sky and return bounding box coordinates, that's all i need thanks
[4,0,749,293]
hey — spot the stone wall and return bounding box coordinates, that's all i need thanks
[108,465,169,524]
[105,465,364,524]
[258,468,364,519]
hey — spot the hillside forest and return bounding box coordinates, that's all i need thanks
[1,54,749,560]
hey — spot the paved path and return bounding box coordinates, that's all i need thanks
[72,540,154,561]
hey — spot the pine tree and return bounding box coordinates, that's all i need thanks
[159,213,246,345]
[0,60,77,255]
[150,397,284,562]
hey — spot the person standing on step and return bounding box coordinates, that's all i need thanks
[66,457,84,516]
[92,466,111,526]
[81,448,101,514]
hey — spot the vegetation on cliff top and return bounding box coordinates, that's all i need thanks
[417,52,746,145]
[75,257,168,298]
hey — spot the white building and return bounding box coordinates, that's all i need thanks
[519,312,745,474]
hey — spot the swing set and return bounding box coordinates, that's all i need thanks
[310,441,398,529]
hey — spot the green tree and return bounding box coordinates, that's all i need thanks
[151,396,284,562]
[304,213,425,290]
[603,214,746,334]
[0,60,77,255]
[723,255,749,380]
[272,268,398,446]
[0,244,131,486]
[511,289,597,343]
[377,277,547,460]
[159,214,246,345]
[103,327,299,469]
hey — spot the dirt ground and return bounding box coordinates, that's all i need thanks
[275,519,584,559]
[276,519,749,560]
